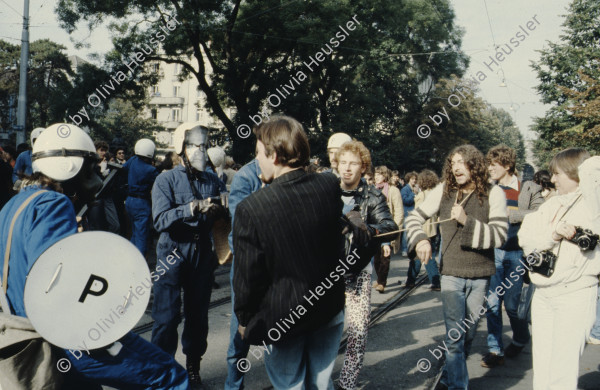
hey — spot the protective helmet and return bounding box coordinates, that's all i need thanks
[134,139,155,158]
[32,123,97,181]
[327,133,352,150]
[30,127,45,145]
[173,122,209,155]
[207,147,226,177]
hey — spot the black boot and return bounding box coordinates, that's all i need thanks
[186,357,202,388]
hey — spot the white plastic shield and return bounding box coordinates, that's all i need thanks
[24,231,151,350]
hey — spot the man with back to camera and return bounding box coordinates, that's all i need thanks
[123,138,159,255]
[233,116,374,389]
[406,144,508,390]
[12,127,45,187]
[0,123,189,389]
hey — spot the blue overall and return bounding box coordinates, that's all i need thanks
[0,185,189,390]
[12,150,32,183]
[123,156,159,255]
[151,165,221,361]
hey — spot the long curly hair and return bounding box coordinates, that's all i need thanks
[443,144,489,201]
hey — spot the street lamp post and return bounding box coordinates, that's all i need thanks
[16,0,30,146]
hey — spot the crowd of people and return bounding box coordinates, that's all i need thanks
[0,115,599,390]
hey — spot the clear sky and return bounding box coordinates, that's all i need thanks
[0,0,573,140]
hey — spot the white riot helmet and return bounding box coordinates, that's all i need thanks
[173,122,209,171]
[32,123,97,181]
[30,127,45,145]
[134,139,155,158]
[173,122,209,155]
[207,147,226,177]
[327,133,352,150]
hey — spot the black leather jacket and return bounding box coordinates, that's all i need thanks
[343,180,399,274]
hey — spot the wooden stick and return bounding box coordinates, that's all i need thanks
[373,190,474,238]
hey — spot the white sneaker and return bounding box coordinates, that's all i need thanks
[587,336,600,345]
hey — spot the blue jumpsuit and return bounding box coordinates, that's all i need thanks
[151,165,221,361]
[12,150,32,183]
[123,156,159,255]
[0,185,189,390]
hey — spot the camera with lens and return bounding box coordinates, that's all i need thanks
[569,226,599,251]
[525,250,558,278]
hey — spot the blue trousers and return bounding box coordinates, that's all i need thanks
[485,248,530,355]
[125,196,152,256]
[440,275,489,390]
[151,246,214,361]
[406,235,441,287]
[225,262,251,390]
[264,310,344,390]
[63,331,189,389]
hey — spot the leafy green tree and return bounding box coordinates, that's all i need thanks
[56,0,468,162]
[0,39,74,135]
[530,0,600,166]
[94,98,163,154]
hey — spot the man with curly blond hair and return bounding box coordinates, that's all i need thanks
[406,144,508,390]
[335,141,397,390]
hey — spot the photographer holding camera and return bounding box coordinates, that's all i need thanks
[518,148,600,390]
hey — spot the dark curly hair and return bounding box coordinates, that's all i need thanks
[417,169,439,191]
[443,144,489,202]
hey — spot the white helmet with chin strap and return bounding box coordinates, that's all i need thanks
[30,127,46,145]
[173,122,209,172]
[134,139,156,158]
[173,122,208,155]
[32,123,97,182]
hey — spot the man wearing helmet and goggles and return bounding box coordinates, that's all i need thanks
[0,123,189,389]
[151,122,224,388]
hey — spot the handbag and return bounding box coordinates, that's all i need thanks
[0,190,63,390]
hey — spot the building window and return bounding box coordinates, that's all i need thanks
[151,85,159,95]
[173,86,180,97]
[196,109,202,121]
[151,108,157,120]
[152,63,160,73]
[172,108,181,122]
[174,63,180,75]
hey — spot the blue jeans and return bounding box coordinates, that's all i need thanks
[591,285,600,340]
[440,275,489,390]
[264,310,344,390]
[485,249,530,355]
[407,235,441,287]
[225,262,251,390]
[125,196,152,255]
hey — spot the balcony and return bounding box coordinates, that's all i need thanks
[150,96,184,106]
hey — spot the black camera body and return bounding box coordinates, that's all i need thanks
[525,250,558,278]
[569,226,599,251]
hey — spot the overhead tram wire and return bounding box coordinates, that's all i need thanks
[0,0,23,17]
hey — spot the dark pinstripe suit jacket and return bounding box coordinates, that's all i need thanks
[233,169,346,345]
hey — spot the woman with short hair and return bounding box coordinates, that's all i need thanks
[518,148,600,390]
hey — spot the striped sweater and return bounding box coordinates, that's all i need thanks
[406,182,508,278]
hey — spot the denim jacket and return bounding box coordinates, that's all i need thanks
[227,159,263,253]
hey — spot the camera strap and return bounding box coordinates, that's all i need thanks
[552,193,583,258]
